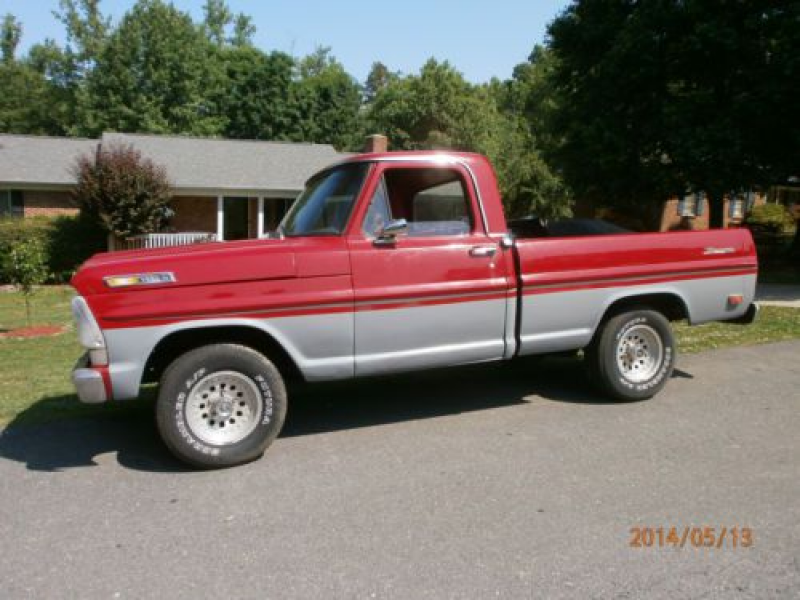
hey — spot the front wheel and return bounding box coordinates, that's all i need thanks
[156,344,287,468]
[586,309,676,401]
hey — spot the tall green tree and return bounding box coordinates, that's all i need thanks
[0,61,57,133]
[291,47,363,149]
[1,14,22,63]
[218,46,298,140]
[202,0,254,48]
[81,0,224,136]
[546,0,800,229]
[364,61,396,104]
[366,59,570,218]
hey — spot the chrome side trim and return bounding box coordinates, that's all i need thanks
[703,247,736,255]
[523,265,757,292]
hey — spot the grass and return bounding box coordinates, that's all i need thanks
[673,306,800,353]
[0,286,146,427]
[1,286,799,427]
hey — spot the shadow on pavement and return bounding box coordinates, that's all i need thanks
[0,355,684,472]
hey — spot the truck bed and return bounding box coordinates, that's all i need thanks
[513,228,758,354]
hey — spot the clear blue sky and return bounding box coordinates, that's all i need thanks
[4,0,570,83]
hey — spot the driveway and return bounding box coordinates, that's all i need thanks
[756,284,800,308]
[1,341,798,599]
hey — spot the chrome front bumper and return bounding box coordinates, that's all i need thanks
[72,354,108,404]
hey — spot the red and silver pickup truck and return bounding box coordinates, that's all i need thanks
[70,151,758,468]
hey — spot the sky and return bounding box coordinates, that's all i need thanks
[3,0,571,83]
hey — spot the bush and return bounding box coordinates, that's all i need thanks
[745,204,795,234]
[74,143,173,238]
[0,215,106,284]
[47,214,107,282]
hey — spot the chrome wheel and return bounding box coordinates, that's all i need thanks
[615,324,664,383]
[184,371,263,446]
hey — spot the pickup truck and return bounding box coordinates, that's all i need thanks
[70,151,758,468]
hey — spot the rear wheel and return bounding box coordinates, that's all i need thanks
[586,309,675,401]
[156,344,287,468]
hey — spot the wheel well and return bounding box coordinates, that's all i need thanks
[601,293,689,325]
[142,326,303,385]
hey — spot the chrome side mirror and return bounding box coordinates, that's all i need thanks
[374,218,408,246]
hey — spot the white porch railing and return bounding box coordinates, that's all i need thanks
[120,232,218,251]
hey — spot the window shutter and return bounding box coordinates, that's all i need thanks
[728,192,737,218]
[677,195,686,216]
[696,192,705,216]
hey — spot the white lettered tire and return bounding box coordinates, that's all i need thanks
[156,344,287,468]
[586,309,676,401]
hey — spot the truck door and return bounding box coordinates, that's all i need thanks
[347,162,511,376]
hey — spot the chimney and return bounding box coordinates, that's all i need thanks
[363,134,388,154]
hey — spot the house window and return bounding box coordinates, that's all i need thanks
[729,193,745,220]
[677,192,705,218]
[0,190,24,217]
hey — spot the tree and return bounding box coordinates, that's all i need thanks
[365,59,571,218]
[3,238,49,327]
[215,47,297,140]
[202,0,254,47]
[292,47,363,149]
[73,143,173,239]
[1,14,22,63]
[546,0,800,229]
[364,61,396,104]
[53,0,109,78]
[81,0,225,136]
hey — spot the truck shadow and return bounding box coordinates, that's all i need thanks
[0,356,682,473]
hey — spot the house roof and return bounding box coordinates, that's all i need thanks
[0,134,97,187]
[101,133,343,194]
[0,132,346,194]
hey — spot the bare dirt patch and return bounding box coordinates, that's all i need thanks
[0,325,67,339]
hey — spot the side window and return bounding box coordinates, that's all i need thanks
[383,168,473,237]
[0,190,24,217]
[362,177,392,237]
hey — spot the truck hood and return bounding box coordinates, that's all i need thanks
[71,237,344,296]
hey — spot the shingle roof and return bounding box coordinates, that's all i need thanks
[0,134,98,186]
[102,133,343,193]
[0,133,346,193]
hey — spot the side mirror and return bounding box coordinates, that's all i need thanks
[374,218,408,246]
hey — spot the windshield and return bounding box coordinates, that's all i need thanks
[280,163,369,237]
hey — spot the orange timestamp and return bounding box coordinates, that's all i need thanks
[629,526,753,549]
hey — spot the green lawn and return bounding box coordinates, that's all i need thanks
[1,286,799,427]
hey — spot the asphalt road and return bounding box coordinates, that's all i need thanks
[1,341,799,599]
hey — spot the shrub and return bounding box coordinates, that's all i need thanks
[0,215,106,283]
[73,143,173,238]
[745,204,795,234]
[2,237,49,326]
[46,214,107,282]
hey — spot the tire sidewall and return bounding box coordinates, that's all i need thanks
[157,345,287,468]
[601,310,675,400]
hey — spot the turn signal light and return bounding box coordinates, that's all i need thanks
[104,272,176,288]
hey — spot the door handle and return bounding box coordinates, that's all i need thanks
[469,245,497,258]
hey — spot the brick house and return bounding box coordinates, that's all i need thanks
[0,132,348,244]
[575,190,767,232]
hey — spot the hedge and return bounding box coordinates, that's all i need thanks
[0,215,106,284]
